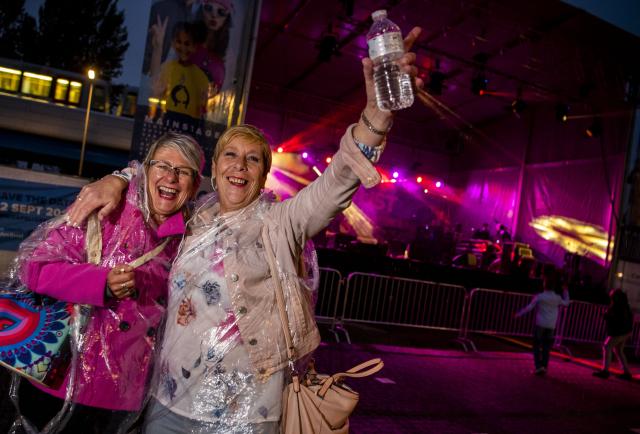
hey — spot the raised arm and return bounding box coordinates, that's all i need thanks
[66,174,129,226]
[272,27,423,242]
[516,295,538,318]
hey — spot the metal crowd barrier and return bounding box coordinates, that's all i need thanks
[314,267,345,341]
[315,267,342,321]
[314,270,640,355]
[458,288,537,351]
[554,301,607,351]
[338,272,467,343]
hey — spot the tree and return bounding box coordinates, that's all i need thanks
[37,0,129,81]
[0,0,37,60]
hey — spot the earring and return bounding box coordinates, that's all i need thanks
[210,176,217,191]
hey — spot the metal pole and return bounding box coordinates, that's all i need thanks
[78,81,94,177]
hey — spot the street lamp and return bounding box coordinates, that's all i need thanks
[78,67,96,176]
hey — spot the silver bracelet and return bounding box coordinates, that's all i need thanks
[361,110,392,136]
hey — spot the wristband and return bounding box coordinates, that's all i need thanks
[351,128,383,164]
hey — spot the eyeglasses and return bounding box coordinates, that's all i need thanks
[149,160,196,180]
[203,4,230,17]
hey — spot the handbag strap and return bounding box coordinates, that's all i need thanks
[261,226,297,365]
[261,226,384,389]
[85,213,102,265]
[317,358,384,398]
[83,213,170,269]
[128,238,170,269]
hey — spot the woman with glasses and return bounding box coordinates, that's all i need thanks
[10,133,204,434]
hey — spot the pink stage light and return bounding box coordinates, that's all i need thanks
[435,181,442,188]
[392,171,399,179]
[302,152,308,159]
[424,188,429,194]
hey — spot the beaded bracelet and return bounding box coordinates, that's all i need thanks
[361,110,392,136]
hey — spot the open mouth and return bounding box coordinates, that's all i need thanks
[228,176,247,186]
[158,185,178,200]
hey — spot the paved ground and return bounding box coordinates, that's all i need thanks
[315,323,640,434]
[1,323,639,433]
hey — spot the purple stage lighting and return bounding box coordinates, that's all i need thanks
[393,171,399,179]
[435,181,443,188]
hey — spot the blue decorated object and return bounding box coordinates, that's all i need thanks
[0,288,73,388]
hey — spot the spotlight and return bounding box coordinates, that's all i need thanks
[325,156,332,163]
[585,118,602,138]
[435,181,442,188]
[302,152,309,159]
[423,188,429,194]
[471,73,487,95]
[511,98,526,115]
[555,103,569,122]
[392,171,399,179]
[277,146,284,153]
[416,176,423,183]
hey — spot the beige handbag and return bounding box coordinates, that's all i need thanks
[261,228,384,433]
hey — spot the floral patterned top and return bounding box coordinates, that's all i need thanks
[154,221,283,427]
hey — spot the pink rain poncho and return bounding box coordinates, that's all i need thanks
[3,162,185,433]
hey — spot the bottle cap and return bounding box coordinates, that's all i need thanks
[371,10,387,20]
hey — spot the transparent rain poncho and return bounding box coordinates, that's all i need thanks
[143,190,318,434]
[2,162,182,434]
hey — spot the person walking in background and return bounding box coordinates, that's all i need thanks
[515,266,570,375]
[593,289,634,381]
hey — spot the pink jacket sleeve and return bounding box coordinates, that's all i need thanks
[22,224,110,307]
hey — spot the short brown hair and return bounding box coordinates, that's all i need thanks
[213,124,272,176]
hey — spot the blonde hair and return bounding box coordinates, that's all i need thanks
[213,124,272,176]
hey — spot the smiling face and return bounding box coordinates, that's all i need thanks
[173,30,196,64]
[212,137,268,214]
[147,147,197,224]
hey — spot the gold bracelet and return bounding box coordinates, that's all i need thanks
[361,110,392,136]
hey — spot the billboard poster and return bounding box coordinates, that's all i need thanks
[0,169,86,251]
[131,0,262,175]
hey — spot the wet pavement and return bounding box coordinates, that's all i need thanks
[315,323,640,434]
[1,323,639,433]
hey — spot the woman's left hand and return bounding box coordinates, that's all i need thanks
[107,264,136,299]
[358,26,423,143]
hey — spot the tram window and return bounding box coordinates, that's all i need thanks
[91,85,107,112]
[21,72,53,98]
[0,66,21,92]
[123,93,137,117]
[54,78,69,101]
[68,81,82,104]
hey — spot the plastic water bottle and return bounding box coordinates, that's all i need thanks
[367,10,414,111]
